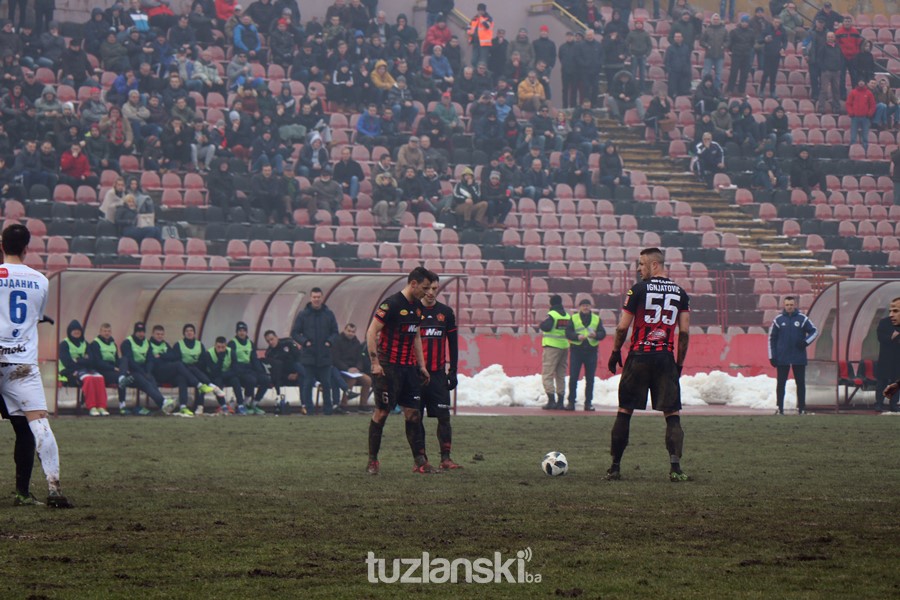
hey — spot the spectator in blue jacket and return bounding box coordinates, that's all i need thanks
[291,288,340,415]
[234,14,267,65]
[355,103,388,148]
[768,296,818,415]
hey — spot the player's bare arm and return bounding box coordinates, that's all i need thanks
[676,312,690,369]
[414,334,430,385]
[366,319,384,376]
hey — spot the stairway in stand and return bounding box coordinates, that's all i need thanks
[599,118,834,285]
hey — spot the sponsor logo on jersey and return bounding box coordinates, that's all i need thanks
[400,309,409,316]
[406,325,419,333]
[421,328,442,337]
[380,303,389,310]
[0,344,27,355]
[626,289,633,295]
[0,268,6,278]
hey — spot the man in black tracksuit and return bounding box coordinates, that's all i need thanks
[875,298,900,412]
[291,287,339,415]
[229,321,272,415]
[119,322,167,414]
[565,298,606,411]
[203,336,242,414]
[264,329,307,414]
[557,31,578,108]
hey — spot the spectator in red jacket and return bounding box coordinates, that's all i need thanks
[423,18,452,55]
[847,79,875,151]
[834,15,861,100]
[58,142,99,188]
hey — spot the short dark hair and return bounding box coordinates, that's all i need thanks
[892,297,900,304]
[407,266,435,284]
[346,323,356,329]
[264,329,277,337]
[182,323,195,334]
[310,287,323,294]
[152,325,165,332]
[1,224,30,257]
[640,247,664,265]
[215,336,227,344]
[784,296,796,302]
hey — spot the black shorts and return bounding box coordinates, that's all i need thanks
[618,353,682,413]
[420,370,451,418]
[373,365,423,411]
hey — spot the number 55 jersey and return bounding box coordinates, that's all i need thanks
[623,276,690,354]
[0,262,49,365]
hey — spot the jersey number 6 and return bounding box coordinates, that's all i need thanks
[644,293,678,326]
[9,291,27,325]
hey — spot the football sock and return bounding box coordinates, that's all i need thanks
[665,415,684,472]
[28,418,61,492]
[368,417,386,461]
[610,412,632,466]
[10,415,35,496]
[437,417,452,461]
[404,411,427,461]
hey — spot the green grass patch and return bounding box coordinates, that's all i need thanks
[0,414,898,599]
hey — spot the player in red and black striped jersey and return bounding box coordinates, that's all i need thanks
[419,276,462,470]
[606,247,692,483]
[365,267,437,475]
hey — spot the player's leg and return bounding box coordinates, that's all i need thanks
[367,369,394,474]
[299,369,316,415]
[648,355,688,480]
[793,364,806,414]
[400,368,436,473]
[583,351,597,411]
[775,365,790,414]
[608,355,648,480]
[133,372,167,412]
[1,396,38,505]
[430,374,458,469]
[1,366,74,507]
[252,370,272,413]
[663,411,687,481]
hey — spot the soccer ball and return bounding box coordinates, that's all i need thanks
[541,451,568,476]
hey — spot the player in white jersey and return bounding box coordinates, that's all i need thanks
[0,224,73,508]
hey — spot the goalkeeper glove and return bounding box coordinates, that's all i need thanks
[447,369,458,390]
[608,350,623,374]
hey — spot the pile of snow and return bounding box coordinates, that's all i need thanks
[456,365,795,410]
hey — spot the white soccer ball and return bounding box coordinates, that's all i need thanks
[541,451,568,476]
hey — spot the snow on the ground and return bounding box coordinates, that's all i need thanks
[456,365,796,411]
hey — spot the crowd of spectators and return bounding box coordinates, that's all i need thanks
[0,0,897,238]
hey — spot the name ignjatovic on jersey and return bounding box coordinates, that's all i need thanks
[646,283,682,293]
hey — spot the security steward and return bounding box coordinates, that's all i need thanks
[540,294,571,410]
[565,298,606,411]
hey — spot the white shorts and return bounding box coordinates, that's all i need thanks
[0,363,47,417]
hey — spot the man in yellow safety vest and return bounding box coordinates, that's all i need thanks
[540,294,570,410]
[565,298,606,411]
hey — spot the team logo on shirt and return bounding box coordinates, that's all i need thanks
[437,313,445,322]
[400,309,409,316]
[0,268,6,278]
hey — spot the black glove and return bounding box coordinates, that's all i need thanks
[608,350,623,374]
[769,358,777,368]
[39,315,55,325]
[447,369,458,391]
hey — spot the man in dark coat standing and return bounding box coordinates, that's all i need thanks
[291,287,340,415]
